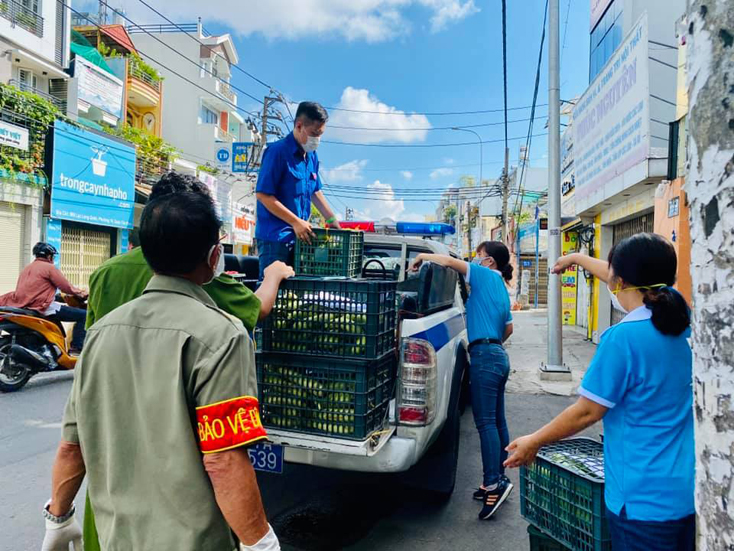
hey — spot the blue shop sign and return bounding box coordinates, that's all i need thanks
[50,120,136,229]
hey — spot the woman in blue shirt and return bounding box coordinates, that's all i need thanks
[504,233,694,551]
[412,241,515,520]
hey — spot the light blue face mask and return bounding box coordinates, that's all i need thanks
[472,256,487,266]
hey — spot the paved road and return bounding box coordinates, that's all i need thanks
[0,370,600,551]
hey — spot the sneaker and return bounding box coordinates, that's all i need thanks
[478,479,514,520]
[473,475,513,501]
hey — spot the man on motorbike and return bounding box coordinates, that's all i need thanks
[0,243,88,353]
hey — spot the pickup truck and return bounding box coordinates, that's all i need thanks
[238,232,470,499]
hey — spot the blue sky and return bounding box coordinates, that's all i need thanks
[88,0,592,221]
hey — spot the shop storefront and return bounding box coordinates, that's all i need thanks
[573,14,674,341]
[47,120,135,287]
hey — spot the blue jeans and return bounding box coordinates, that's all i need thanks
[257,239,294,280]
[606,507,695,551]
[469,343,510,487]
[51,305,87,350]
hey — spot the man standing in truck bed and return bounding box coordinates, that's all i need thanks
[255,101,341,278]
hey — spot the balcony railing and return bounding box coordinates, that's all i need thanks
[0,0,43,37]
[216,80,236,103]
[8,79,65,109]
[128,60,162,93]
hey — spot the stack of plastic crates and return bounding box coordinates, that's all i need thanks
[257,277,398,440]
[520,437,611,551]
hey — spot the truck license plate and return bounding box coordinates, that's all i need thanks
[247,442,284,474]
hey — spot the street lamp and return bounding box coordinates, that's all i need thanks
[452,127,483,256]
[451,127,483,189]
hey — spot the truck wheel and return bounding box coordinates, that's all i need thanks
[401,400,461,502]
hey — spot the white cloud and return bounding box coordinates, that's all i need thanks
[115,0,478,43]
[401,170,414,180]
[357,181,424,222]
[419,0,480,32]
[323,159,368,183]
[430,167,454,179]
[444,158,455,164]
[328,87,431,144]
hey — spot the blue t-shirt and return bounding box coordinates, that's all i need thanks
[579,305,694,522]
[255,133,322,243]
[465,263,512,343]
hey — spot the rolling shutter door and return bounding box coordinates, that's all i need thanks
[60,224,112,288]
[0,201,27,294]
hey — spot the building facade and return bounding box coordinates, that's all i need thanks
[572,0,685,342]
[127,22,256,168]
[0,0,70,293]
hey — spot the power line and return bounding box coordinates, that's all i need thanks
[510,0,549,218]
[99,1,265,106]
[326,103,550,117]
[323,158,519,173]
[327,115,546,132]
[561,0,572,59]
[61,1,262,123]
[132,0,273,91]
[322,133,548,149]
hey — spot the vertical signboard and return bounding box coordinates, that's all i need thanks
[232,142,257,172]
[561,231,579,325]
[573,14,650,213]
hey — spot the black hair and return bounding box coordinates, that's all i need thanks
[139,191,221,275]
[149,171,210,202]
[477,241,513,282]
[295,101,329,125]
[607,232,690,336]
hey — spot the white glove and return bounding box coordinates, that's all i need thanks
[41,502,82,551]
[240,524,280,551]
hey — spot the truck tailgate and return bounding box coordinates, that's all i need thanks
[266,425,396,458]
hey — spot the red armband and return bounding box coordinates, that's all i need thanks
[195,396,267,454]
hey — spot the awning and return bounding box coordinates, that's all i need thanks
[9,48,68,79]
[71,29,115,75]
[76,117,105,131]
[562,217,583,231]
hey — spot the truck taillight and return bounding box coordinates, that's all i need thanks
[397,338,437,426]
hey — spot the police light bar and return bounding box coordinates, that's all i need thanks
[340,221,375,232]
[395,222,456,236]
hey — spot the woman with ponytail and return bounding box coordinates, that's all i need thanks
[504,233,694,551]
[411,241,515,520]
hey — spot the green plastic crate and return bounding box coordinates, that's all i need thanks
[529,525,570,551]
[295,228,365,278]
[256,352,396,440]
[520,438,611,551]
[260,278,398,360]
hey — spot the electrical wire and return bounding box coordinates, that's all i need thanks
[327,115,545,132]
[322,133,547,149]
[132,0,273,91]
[510,0,549,219]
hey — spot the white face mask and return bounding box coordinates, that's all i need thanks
[302,135,320,153]
[205,244,225,284]
[607,285,628,313]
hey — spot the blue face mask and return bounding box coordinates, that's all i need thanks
[472,256,487,266]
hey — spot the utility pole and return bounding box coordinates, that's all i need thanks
[466,199,473,257]
[501,148,510,243]
[542,0,567,376]
[686,1,734,546]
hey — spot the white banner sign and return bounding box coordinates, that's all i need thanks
[0,120,29,151]
[573,14,650,205]
[75,56,124,119]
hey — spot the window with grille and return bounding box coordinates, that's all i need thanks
[60,225,113,288]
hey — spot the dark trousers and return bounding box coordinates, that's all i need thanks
[469,342,511,487]
[50,305,87,350]
[606,507,695,551]
[257,239,294,279]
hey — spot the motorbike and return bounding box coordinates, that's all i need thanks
[0,297,81,392]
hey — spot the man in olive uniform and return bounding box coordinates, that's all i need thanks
[77,172,293,551]
[41,187,280,549]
